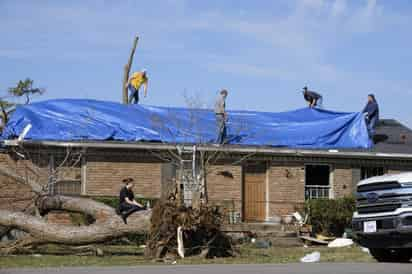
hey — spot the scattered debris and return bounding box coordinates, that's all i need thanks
[316,234,335,242]
[177,226,184,258]
[343,228,353,239]
[327,238,354,248]
[95,247,104,257]
[300,251,321,263]
[299,235,328,245]
[298,224,312,237]
[361,247,370,254]
[281,215,294,224]
[292,212,304,225]
[254,239,272,249]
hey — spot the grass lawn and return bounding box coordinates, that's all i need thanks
[0,245,374,268]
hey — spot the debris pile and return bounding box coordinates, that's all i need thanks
[145,201,235,259]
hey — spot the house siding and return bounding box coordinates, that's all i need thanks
[206,164,242,218]
[85,156,162,198]
[333,166,355,198]
[3,147,412,225]
[0,153,47,211]
[268,164,305,218]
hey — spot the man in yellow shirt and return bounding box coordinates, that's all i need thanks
[127,70,148,104]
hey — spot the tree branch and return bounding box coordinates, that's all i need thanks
[0,165,43,194]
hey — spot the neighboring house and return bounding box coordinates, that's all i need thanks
[1,100,412,224]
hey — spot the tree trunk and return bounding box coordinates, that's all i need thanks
[122,36,139,104]
[0,152,152,254]
[0,195,151,247]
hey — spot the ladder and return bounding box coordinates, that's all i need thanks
[178,145,204,206]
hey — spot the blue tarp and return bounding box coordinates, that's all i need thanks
[1,99,372,149]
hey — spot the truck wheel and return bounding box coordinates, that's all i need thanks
[369,248,411,263]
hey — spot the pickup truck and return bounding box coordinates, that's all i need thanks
[352,172,412,262]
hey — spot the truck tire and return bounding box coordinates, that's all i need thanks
[369,248,411,263]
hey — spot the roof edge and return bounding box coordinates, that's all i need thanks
[4,139,412,160]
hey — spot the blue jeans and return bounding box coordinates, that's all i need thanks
[367,115,378,136]
[128,84,139,104]
[215,114,226,144]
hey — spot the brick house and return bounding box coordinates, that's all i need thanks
[2,117,412,224]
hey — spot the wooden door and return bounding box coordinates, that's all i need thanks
[243,163,267,222]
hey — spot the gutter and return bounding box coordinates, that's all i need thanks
[4,139,412,160]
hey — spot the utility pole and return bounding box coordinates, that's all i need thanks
[122,36,139,104]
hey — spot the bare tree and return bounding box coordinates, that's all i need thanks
[148,93,254,208]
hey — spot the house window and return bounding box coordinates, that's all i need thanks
[305,165,330,200]
[361,167,385,180]
[54,180,81,196]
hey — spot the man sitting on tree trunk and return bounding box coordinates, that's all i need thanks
[118,178,144,224]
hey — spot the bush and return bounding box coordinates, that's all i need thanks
[93,196,120,209]
[304,196,356,237]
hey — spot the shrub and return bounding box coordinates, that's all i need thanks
[304,196,356,237]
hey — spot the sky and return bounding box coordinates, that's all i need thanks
[1,0,412,126]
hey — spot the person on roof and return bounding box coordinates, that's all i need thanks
[302,86,322,108]
[127,70,148,104]
[214,89,228,144]
[362,94,379,137]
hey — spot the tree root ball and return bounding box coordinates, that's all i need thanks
[145,201,234,259]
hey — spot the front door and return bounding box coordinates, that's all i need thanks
[243,163,267,222]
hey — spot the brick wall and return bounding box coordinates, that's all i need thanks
[333,166,355,198]
[0,153,47,211]
[206,164,242,216]
[85,156,162,198]
[268,164,305,218]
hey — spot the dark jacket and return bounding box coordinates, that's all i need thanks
[304,91,322,105]
[362,101,379,121]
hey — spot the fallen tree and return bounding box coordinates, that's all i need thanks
[0,137,235,258]
[0,196,151,244]
[0,164,151,255]
[0,162,233,259]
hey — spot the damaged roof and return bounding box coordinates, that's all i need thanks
[1,99,371,149]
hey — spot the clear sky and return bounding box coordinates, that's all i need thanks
[1,0,412,126]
